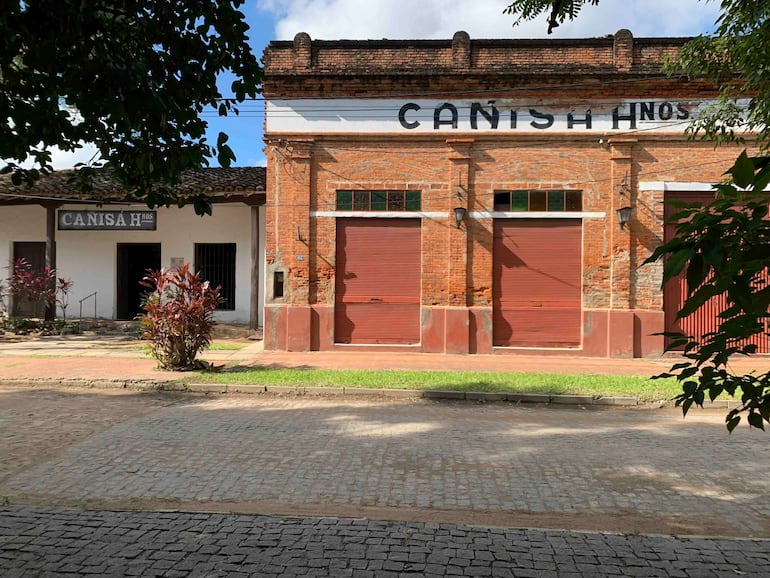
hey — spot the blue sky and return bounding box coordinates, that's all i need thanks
[51,0,722,170]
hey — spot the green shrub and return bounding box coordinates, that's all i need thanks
[6,317,39,333]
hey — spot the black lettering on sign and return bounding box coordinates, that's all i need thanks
[567,110,592,129]
[529,109,554,130]
[510,110,518,129]
[640,102,655,121]
[676,104,690,120]
[434,103,458,129]
[658,102,674,120]
[612,103,637,130]
[398,102,421,129]
[470,101,499,129]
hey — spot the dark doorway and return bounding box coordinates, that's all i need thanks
[12,241,47,318]
[116,243,161,320]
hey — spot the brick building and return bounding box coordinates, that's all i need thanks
[261,30,752,357]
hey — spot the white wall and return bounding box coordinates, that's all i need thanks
[0,202,265,326]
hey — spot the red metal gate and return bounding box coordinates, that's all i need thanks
[663,191,770,352]
[335,219,421,344]
[493,219,582,347]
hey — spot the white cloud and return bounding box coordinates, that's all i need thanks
[7,143,102,171]
[257,0,720,40]
[48,144,101,169]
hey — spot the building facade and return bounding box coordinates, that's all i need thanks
[261,30,752,357]
[0,168,266,328]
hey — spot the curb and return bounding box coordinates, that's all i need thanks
[0,378,170,390]
[0,378,637,406]
[181,385,645,406]
[0,378,742,409]
[181,384,643,405]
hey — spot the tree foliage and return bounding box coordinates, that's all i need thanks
[675,1,770,147]
[504,0,600,34]
[0,1,262,215]
[646,153,770,431]
[506,0,770,430]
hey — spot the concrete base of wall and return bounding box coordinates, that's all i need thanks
[264,304,666,358]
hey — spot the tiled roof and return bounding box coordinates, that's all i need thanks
[0,167,266,203]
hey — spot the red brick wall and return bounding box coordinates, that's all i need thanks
[262,31,696,98]
[262,32,689,79]
[261,31,749,356]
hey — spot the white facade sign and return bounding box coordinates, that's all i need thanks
[59,210,156,231]
[266,98,732,134]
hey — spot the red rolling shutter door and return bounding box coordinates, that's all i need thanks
[335,219,421,344]
[493,219,582,347]
[664,192,770,352]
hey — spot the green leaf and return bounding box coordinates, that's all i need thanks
[664,249,694,281]
[747,411,766,430]
[726,415,741,432]
[685,253,707,294]
[693,389,705,406]
[217,143,236,168]
[752,160,770,193]
[702,240,723,268]
[729,152,755,188]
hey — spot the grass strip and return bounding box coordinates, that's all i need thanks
[207,342,247,351]
[189,367,682,401]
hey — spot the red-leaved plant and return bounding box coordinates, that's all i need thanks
[139,264,222,370]
[8,258,73,319]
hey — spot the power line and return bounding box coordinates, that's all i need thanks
[200,97,724,117]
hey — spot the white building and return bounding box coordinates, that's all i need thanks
[0,168,266,329]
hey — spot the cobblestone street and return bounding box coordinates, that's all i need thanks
[2,507,769,577]
[1,385,769,575]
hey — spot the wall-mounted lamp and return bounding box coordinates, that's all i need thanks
[453,206,467,229]
[617,205,632,229]
[296,225,305,242]
[617,173,633,230]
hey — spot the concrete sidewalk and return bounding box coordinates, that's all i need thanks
[0,334,264,385]
[0,333,264,361]
[2,333,770,384]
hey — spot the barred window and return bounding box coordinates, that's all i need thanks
[194,243,236,310]
[493,190,582,212]
[337,190,421,211]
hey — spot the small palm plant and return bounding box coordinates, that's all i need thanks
[139,264,222,370]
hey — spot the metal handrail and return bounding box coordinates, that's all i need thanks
[78,291,97,332]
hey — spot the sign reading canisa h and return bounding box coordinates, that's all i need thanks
[58,210,157,231]
[265,98,742,134]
